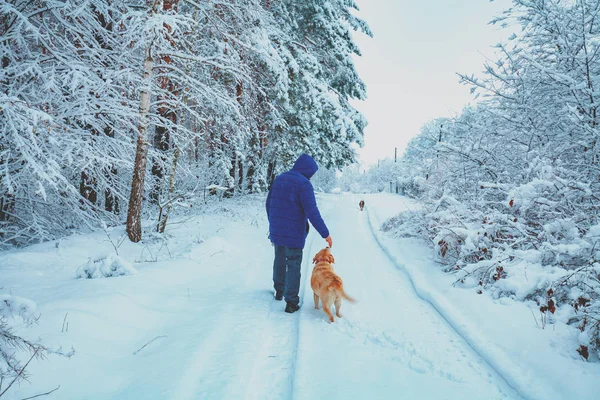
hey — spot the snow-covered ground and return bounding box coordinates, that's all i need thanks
[364,193,600,400]
[1,193,598,399]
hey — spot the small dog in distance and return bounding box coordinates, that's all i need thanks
[359,200,365,211]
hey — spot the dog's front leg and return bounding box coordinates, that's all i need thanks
[313,293,320,309]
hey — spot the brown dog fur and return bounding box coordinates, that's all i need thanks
[311,248,355,322]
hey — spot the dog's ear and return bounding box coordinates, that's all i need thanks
[328,254,335,264]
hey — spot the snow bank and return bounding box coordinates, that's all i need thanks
[0,294,37,321]
[364,193,600,400]
[76,254,137,279]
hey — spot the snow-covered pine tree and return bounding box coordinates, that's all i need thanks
[262,0,372,177]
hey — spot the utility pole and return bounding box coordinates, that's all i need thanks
[394,147,398,194]
[436,124,443,159]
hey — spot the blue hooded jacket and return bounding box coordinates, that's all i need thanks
[266,154,329,249]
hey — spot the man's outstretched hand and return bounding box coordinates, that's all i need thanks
[325,235,333,248]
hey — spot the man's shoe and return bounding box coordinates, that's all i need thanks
[275,291,283,301]
[285,302,300,313]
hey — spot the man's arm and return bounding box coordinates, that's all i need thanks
[299,181,329,239]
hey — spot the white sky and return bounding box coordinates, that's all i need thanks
[350,0,511,166]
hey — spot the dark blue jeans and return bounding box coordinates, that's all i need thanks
[272,245,303,306]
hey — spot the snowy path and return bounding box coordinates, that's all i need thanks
[3,193,528,400]
[114,194,523,399]
[292,195,522,400]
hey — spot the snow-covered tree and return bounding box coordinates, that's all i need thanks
[311,167,338,193]
[1,0,139,246]
[395,0,600,360]
[1,0,371,245]
[262,0,371,178]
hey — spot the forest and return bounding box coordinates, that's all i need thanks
[0,0,370,246]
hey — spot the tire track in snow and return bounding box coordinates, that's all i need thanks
[242,283,307,400]
[170,302,237,400]
[329,224,454,382]
[289,195,342,400]
[241,195,341,400]
[291,195,522,400]
[170,226,298,400]
[364,202,530,400]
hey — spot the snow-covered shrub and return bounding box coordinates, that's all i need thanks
[550,264,600,361]
[0,295,36,322]
[381,210,430,239]
[76,254,137,279]
[0,294,48,395]
[385,173,600,358]
[397,175,425,199]
[387,185,600,359]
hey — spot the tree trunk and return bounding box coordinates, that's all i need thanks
[150,0,179,204]
[228,81,244,196]
[157,147,180,233]
[0,23,15,230]
[0,193,14,224]
[126,56,154,242]
[0,137,13,226]
[104,165,119,213]
[103,127,119,213]
[232,151,240,195]
[150,122,171,203]
[267,160,277,189]
[79,170,98,205]
[246,159,255,193]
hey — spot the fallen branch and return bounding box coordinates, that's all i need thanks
[133,336,167,355]
[61,313,68,333]
[20,385,60,400]
[0,349,39,398]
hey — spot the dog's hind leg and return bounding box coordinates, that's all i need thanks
[313,293,320,309]
[334,297,342,318]
[322,303,335,323]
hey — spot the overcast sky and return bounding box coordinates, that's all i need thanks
[350,0,511,166]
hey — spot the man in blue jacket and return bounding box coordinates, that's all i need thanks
[266,154,333,313]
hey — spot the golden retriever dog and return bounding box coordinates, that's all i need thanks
[359,200,365,211]
[311,248,355,322]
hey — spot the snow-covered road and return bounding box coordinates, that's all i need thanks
[3,193,528,399]
[161,194,522,400]
[291,195,521,400]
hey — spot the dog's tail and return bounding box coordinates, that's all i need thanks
[340,289,356,303]
[330,281,356,303]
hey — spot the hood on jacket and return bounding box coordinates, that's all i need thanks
[291,153,319,179]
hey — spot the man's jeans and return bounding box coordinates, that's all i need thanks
[273,245,303,306]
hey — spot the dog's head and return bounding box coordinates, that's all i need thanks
[313,247,335,264]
